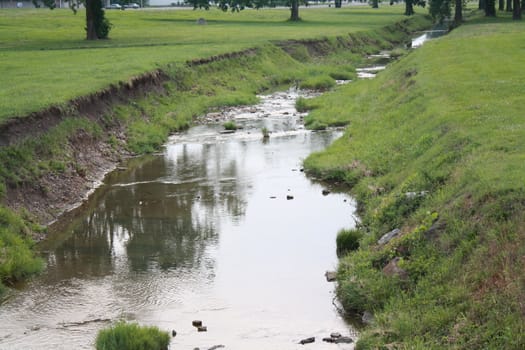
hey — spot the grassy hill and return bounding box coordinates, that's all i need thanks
[303,10,525,349]
[0,6,409,122]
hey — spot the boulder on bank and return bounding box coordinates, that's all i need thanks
[382,257,408,281]
[377,228,400,245]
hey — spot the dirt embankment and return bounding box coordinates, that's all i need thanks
[1,70,169,226]
[0,49,265,227]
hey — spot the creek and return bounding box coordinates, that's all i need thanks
[0,29,447,348]
[0,88,357,350]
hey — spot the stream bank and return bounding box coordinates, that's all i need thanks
[301,15,525,349]
[0,16,432,304]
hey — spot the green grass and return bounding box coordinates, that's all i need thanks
[0,206,44,293]
[304,10,525,349]
[95,321,170,350]
[0,6,412,122]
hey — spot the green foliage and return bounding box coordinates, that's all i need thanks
[223,121,238,131]
[336,228,363,256]
[261,127,270,138]
[0,206,44,293]
[95,321,170,350]
[298,75,335,90]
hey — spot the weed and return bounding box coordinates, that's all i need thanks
[95,321,170,350]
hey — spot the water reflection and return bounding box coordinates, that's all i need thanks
[0,89,356,350]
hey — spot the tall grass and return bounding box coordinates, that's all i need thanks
[0,206,44,293]
[95,321,170,350]
[303,11,525,349]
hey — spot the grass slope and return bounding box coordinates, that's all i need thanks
[303,11,525,349]
[0,6,410,122]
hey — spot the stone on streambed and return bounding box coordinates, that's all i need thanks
[197,326,208,332]
[192,320,203,327]
[286,195,294,200]
[299,337,315,345]
[323,335,353,344]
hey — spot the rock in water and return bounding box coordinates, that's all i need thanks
[197,326,207,332]
[325,271,337,282]
[299,337,315,344]
[192,320,203,327]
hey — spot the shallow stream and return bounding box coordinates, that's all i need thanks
[0,89,357,350]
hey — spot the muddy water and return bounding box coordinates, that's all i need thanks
[0,89,357,350]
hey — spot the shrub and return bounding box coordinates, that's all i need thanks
[336,228,363,257]
[95,321,170,350]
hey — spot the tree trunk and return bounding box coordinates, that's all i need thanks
[513,0,521,17]
[86,0,98,40]
[479,0,485,9]
[506,0,512,11]
[335,0,342,8]
[499,0,504,10]
[405,0,414,15]
[290,0,300,21]
[372,0,379,8]
[455,0,463,23]
[485,0,497,15]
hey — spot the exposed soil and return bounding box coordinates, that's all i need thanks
[0,70,171,227]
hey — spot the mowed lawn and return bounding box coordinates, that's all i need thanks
[0,6,407,122]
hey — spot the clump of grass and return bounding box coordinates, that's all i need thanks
[336,228,363,257]
[223,121,238,131]
[0,206,44,293]
[95,321,170,350]
[299,75,335,91]
[261,127,270,138]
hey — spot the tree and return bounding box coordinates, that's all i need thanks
[429,0,462,23]
[44,0,112,40]
[485,0,496,15]
[405,0,426,15]
[186,0,306,21]
[334,0,342,8]
[506,0,512,12]
[513,0,521,18]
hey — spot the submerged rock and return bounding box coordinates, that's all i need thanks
[325,271,337,282]
[197,326,208,332]
[192,320,203,327]
[299,337,315,345]
[322,189,331,196]
[330,332,342,339]
[286,195,294,200]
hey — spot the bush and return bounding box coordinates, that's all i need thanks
[336,228,363,256]
[95,321,170,350]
